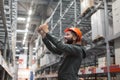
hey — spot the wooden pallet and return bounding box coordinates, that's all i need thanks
[81,7,94,17]
[92,35,105,43]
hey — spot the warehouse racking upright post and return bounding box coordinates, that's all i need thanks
[103,0,111,80]
[0,0,17,80]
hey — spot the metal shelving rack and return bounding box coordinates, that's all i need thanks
[34,0,120,80]
[0,0,17,80]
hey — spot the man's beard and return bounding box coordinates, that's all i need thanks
[64,38,74,44]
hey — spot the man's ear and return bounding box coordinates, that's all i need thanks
[73,36,77,41]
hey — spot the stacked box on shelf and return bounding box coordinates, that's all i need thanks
[79,65,120,75]
[91,9,105,41]
[47,53,59,63]
[85,67,92,74]
[114,37,120,65]
[95,67,104,73]
[79,67,93,74]
[112,0,120,35]
[37,47,43,58]
[98,56,115,67]
[98,57,106,67]
[40,52,58,67]
[40,54,47,67]
[80,68,85,74]
[80,0,94,15]
[114,39,120,80]
[88,66,96,74]
[91,9,113,41]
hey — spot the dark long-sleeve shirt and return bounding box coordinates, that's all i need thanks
[42,33,86,80]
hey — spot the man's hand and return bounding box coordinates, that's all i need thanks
[39,23,49,33]
[38,23,49,38]
[38,29,46,38]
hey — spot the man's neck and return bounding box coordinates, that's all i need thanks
[73,41,81,45]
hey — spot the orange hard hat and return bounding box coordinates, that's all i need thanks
[64,27,82,41]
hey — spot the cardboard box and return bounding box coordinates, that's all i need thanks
[98,56,115,67]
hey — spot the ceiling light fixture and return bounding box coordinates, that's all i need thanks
[33,48,36,50]
[23,32,27,45]
[26,23,29,28]
[16,49,20,52]
[17,17,26,21]
[23,38,25,44]
[25,28,28,32]
[22,23,29,45]
[16,41,22,43]
[25,32,27,37]
[22,6,32,45]
[27,17,31,23]
[28,9,32,16]
[23,47,28,49]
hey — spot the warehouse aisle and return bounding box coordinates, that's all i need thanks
[0,0,120,80]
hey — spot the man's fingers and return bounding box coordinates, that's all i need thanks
[38,23,49,33]
[37,26,43,33]
[40,30,44,33]
[37,27,40,32]
[40,23,48,28]
[44,22,48,25]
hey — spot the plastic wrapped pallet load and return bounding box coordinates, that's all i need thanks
[80,0,94,16]
[47,53,58,63]
[40,54,50,66]
[91,9,113,41]
[40,55,44,67]
[112,0,120,35]
[114,37,120,65]
[40,53,58,67]
[91,9,105,41]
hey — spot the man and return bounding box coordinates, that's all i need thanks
[38,23,86,80]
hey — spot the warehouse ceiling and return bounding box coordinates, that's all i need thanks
[16,0,111,54]
[16,0,58,53]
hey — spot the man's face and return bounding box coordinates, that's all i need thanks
[64,31,76,44]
